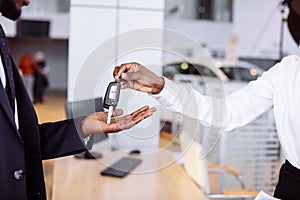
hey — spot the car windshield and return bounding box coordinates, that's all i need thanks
[163,62,218,80]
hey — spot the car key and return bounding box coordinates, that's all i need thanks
[103,81,121,124]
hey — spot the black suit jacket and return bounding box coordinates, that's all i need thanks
[0,55,87,199]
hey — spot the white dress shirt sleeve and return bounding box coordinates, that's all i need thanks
[151,64,280,131]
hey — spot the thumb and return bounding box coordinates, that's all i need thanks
[113,66,121,80]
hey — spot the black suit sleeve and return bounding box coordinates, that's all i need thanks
[38,118,93,160]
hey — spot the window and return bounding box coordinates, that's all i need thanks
[165,0,233,22]
[23,0,70,13]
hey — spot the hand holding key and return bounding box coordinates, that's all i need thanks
[113,62,164,94]
[78,80,156,137]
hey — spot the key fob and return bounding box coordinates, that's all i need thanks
[103,81,121,109]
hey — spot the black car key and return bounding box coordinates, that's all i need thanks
[103,81,121,124]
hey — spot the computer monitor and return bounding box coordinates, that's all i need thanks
[17,19,50,38]
[65,97,107,159]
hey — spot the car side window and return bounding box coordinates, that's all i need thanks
[163,63,218,79]
[220,67,235,80]
[236,68,259,81]
[192,64,218,78]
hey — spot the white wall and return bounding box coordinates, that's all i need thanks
[164,19,233,58]
[164,0,300,60]
[68,0,165,148]
[234,0,299,59]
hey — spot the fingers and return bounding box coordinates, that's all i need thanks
[120,80,146,92]
[112,106,149,122]
[85,106,156,134]
[149,107,157,115]
[130,106,150,118]
[114,62,140,81]
[138,107,156,119]
[112,109,123,117]
[130,106,156,123]
[108,106,156,131]
[119,71,141,81]
[114,64,128,80]
[120,81,130,89]
[93,109,123,122]
[114,62,164,94]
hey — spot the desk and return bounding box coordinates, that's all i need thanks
[52,149,207,200]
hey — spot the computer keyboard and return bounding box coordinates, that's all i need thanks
[100,157,142,178]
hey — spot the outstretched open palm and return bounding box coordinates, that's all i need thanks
[81,106,156,136]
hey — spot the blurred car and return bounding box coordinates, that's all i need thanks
[162,59,264,82]
[214,60,264,82]
[163,58,229,82]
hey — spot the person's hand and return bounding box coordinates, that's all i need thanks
[80,106,156,136]
[113,62,164,94]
